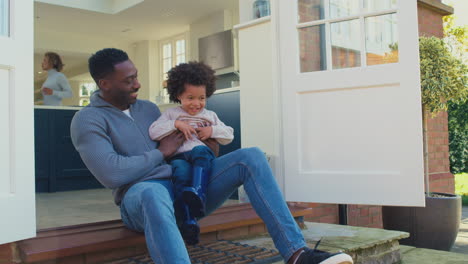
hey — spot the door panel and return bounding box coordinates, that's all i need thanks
[0,0,36,244]
[277,0,425,206]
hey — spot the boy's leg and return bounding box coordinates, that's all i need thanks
[171,159,200,245]
[120,179,191,263]
[203,147,306,261]
[183,145,216,217]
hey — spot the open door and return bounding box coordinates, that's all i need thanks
[0,0,36,244]
[277,0,425,206]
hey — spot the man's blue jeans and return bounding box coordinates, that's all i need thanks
[120,147,307,264]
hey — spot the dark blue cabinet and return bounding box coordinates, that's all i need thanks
[34,108,103,192]
[206,90,241,156]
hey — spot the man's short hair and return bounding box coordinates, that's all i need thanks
[88,48,129,85]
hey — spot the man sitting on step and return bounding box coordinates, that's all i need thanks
[70,47,354,264]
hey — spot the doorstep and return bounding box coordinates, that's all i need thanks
[13,203,312,264]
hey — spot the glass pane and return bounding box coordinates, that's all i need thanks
[330,0,360,19]
[176,54,185,65]
[163,44,172,59]
[364,0,397,12]
[331,19,361,69]
[176,39,185,55]
[299,25,327,72]
[0,0,9,37]
[163,58,172,73]
[298,0,325,23]
[365,14,398,66]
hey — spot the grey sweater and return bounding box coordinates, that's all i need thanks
[70,91,172,205]
[42,69,73,106]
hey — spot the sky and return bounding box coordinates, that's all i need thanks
[443,0,468,27]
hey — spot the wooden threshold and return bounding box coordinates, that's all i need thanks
[17,203,313,263]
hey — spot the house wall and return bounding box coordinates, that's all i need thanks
[303,0,454,228]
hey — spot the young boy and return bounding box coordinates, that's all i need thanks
[149,61,234,244]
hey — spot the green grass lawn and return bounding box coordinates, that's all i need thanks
[455,173,468,206]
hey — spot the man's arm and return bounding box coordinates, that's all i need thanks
[148,110,178,141]
[70,111,169,189]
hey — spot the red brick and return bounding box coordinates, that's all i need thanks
[248,223,266,235]
[85,246,147,264]
[0,244,12,263]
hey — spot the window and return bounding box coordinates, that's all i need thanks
[0,0,9,37]
[158,34,187,103]
[79,82,97,106]
[298,0,398,72]
[160,35,187,80]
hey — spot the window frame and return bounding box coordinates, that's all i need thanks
[159,33,189,83]
[297,0,398,71]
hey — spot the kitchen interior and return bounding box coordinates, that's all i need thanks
[34,0,269,230]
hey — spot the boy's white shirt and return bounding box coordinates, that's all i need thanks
[149,106,234,155]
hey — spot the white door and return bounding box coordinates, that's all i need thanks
[0,0,36,244]
[277,0,425,206]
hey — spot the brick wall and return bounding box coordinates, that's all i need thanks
[426,111,455,193]
[300,0,454,228]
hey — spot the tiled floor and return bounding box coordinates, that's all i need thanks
[36,188,121,230]
[36,188,241,230]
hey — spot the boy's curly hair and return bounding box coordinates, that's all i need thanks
[166,61,216,103]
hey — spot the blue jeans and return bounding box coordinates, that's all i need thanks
[120,147,306,264]
[169,145,214,202]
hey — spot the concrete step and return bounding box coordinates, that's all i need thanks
[236,222,409,264]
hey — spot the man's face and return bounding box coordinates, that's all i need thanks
[100,60,140,110]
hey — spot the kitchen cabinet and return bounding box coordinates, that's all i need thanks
[34,107,103,192]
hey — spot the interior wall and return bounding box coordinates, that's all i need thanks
[189,9,238,62]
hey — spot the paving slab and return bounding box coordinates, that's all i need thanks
[235,222,409,264]
[401,245,468,264]
[451,206,468,255]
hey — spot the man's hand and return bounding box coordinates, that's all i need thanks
[203,138,219,157]
[175,120,196,141]
[42,87,53,95]
[158,131,185,159]
[196,126,212,141]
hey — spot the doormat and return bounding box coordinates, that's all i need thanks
[108,240,282,264]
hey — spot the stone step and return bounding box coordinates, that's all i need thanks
[399,245,467,264]
[236,222,410,264]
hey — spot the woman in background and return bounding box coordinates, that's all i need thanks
[41,52,72,106]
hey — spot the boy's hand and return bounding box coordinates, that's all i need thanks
[196,126,212,141]
[175,120,196,140]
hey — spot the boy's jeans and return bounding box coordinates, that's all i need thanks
[169,145,215,202]
[120,147,306,264]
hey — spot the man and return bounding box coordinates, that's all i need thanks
[70,48,353,264]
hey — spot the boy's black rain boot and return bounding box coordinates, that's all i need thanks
[182,166,208,218]
[180,202,200,245]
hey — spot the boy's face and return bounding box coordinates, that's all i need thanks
[178,84,206,116]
